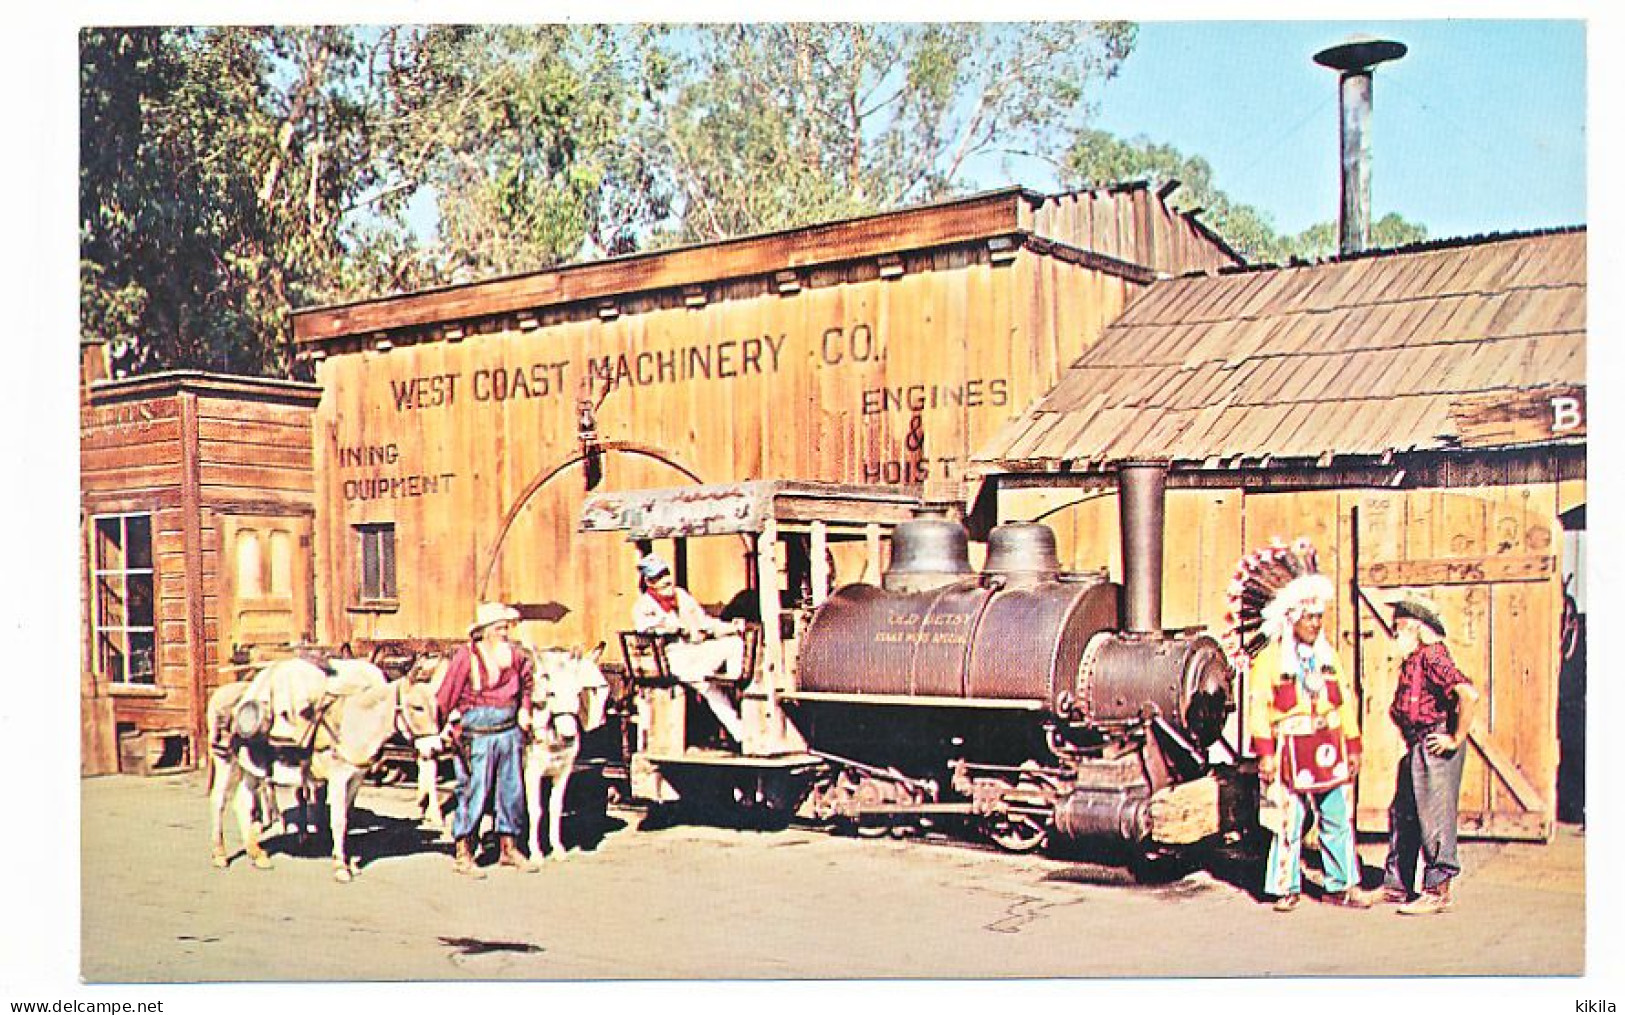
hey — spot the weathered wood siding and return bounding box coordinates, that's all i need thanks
[81,394,187,773]
[1027,187,1240,275]
[80,377,319,773]
[311,245,1142,651]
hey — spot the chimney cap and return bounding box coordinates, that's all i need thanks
[1314,36,1407,73]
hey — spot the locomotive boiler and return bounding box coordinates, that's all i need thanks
[786,462,1240,855]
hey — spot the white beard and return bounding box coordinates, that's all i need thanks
[474,640,514,689]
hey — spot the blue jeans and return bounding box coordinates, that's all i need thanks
[1265,783,1359,897]
[452,706,526,841]
[1383,738,1466,893]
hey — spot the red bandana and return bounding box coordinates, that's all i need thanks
[648,588,679,613]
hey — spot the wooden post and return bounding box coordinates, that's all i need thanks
[179,392,207,761]
[757,523,780,690]
[754,523,782,754]
[866,522,882,585]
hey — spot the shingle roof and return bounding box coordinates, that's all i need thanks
[973,229,1586,469]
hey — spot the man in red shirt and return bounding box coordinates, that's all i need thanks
[437,602,539,876]
[1382,596,1480,915]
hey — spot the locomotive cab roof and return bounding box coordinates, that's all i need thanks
[580,479,931,539]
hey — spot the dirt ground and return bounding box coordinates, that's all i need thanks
[80,770,1585,983]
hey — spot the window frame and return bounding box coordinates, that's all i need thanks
[91,511,157,687]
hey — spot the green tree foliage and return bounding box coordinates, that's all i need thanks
[1061,128,1427,263]
[650,23,1136,243]
[80,27,381,376]
[81,22,1145,378]
[368,26,667,281]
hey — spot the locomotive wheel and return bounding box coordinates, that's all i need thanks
[986,814,1048,853]
[852,775,891,837]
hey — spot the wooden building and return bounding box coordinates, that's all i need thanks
[80,351,322,774]
[969,228,1587,840]
[290,186,1240,654]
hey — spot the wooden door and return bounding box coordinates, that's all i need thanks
[218,514,316,668]
[1351,488,1560,841]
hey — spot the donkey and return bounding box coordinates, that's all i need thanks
[207,657,441,882]
[523,644,610,861]
[410,644,609,859]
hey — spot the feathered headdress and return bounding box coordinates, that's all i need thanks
[1220,537,1333,673]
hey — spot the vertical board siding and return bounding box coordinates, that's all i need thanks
[313,247,1138,649]
[1004,478,1567,841]
[82,381,317,771]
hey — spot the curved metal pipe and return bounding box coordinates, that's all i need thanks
[477,442,709,599]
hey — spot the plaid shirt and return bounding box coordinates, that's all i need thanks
[1388,642,1471,743]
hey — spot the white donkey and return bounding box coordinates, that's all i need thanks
[207,657,441,882]
[524,644,610,861]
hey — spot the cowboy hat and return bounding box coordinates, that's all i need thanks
[637,552,671,581]
[469,601,520,638]
[1390,595,1446,637]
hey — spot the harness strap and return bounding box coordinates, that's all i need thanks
[306,692,343,753]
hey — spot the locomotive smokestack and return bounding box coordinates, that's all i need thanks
[1314,36,1407,256]
[1117,460,1168,634]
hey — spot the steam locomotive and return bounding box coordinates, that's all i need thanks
[591,462,1249,861]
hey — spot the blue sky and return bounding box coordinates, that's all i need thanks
[975,19,1587,243]
[394,20,1588,250]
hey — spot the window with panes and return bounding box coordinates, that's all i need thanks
[92,513,156,685]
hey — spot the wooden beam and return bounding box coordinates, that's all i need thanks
[179,392,208,759]
[810,520,829,608]
[294,191,1028,344]
[1466,731,1543,813]
[1449,385,1586,447]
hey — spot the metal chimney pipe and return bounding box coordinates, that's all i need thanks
[1117,460,1168,634]
[1314,36,1407,256]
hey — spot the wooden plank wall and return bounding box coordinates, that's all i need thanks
[996,486,1241,630]
[195,393,317,689]
[1341,483,1562,840]
[1029,188,1241,275]
[80,394,189,763]
[1003,477,1572,840]
[81,387,318,769]
[313,248,1139,651]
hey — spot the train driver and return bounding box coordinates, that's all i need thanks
[633,552,749,745]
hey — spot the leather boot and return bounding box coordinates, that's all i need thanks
[499,834,540,873]
[453,837,486,879]
[1397,880,1453,915]
[1379,885,1414,906]
[1321,886,1376,909]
